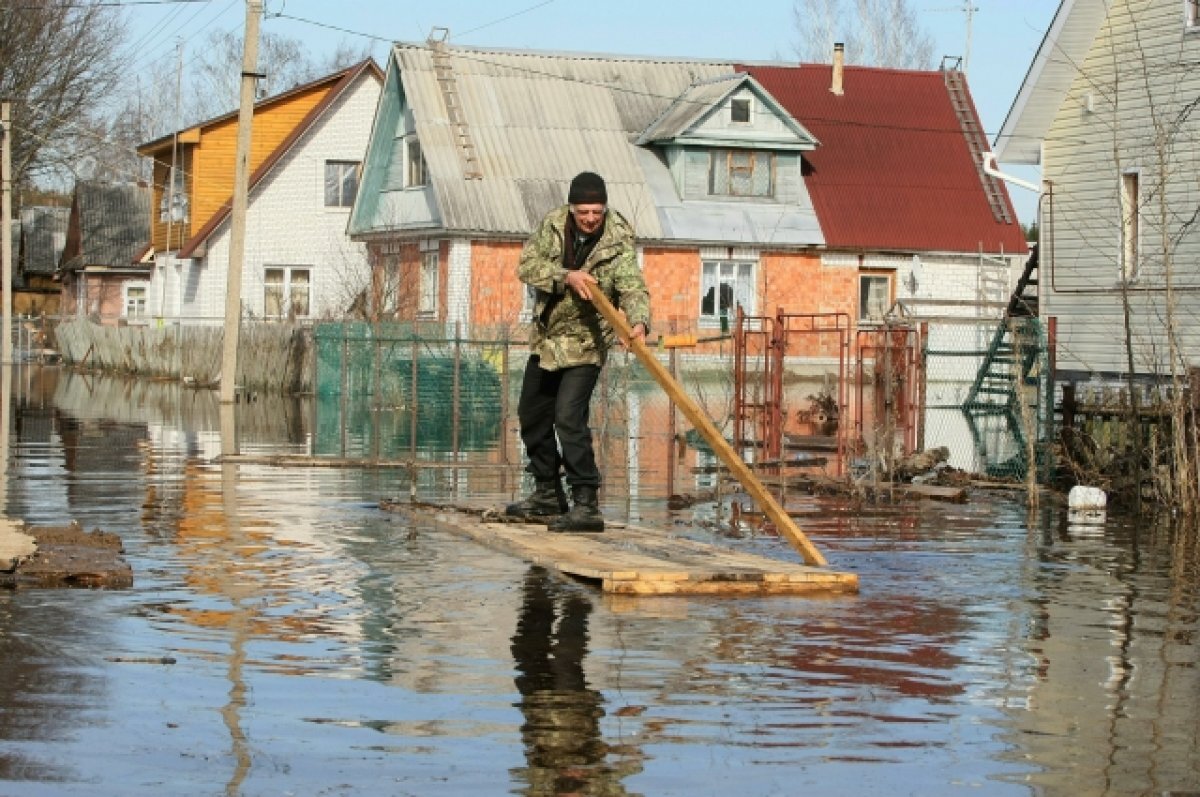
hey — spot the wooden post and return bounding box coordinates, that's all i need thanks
[219,0,262,415]
[1,100,12,366]
[588,290,829,567]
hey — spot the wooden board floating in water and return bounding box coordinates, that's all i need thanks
[386,503,858,596]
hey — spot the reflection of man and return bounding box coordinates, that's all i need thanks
[510,567,636,795]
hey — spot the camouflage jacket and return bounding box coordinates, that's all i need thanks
[518,205,651,371]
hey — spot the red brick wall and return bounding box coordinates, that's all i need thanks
[469,240,525,329]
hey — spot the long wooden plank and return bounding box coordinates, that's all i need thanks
[588,290,830,567]
[423,508,858,596]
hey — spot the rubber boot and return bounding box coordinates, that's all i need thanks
[548,485,604,533]
[505,478,568,518]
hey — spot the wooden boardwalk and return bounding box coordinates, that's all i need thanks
[384,502,858,596]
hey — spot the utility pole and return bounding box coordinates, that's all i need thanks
[2,100,12,365]
[219,0,262,409]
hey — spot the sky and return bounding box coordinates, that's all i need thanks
[117,0,1060,224]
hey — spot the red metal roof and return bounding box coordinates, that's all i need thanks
[741,64,1028,256]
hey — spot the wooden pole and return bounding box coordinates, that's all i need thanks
[219,0,262,413]
[589,290,829,567]
[1,100,12,366]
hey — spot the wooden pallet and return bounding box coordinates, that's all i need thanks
[390,503,858,596]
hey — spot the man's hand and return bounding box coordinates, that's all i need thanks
[564,270,597,300]
[622,322,647,349]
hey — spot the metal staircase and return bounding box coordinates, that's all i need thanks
[962,246,1047,477]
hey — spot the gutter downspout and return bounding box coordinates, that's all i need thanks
[982,152,1040,194]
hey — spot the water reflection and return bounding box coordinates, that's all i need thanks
[0,368,1197,795]
[510,567,642,795]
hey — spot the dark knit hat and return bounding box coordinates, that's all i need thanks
[568,171,607,204]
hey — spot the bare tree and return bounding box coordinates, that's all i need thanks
[188,30,373,123]
[0,0,125,196]
[792,0,934,69]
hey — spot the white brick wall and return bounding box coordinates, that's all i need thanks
[152,73,381,323]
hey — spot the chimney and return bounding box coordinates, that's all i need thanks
[831,42,845,96]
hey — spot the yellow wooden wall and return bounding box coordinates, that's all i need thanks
[148,81,334,254]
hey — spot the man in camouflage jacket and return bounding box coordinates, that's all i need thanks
[506,172,650,532]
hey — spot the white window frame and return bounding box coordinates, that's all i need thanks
[1187,0,1199,29]
[159,165,188,222]
[699,259,755,328]
[730,97,752,124]
[708,149,775,198]
[123,280,149,319]
[324,160,359,208]
[417,250,438,319]
[1120,171,1140,282]
[859,272,893,324]
[405,136,428,188]
[263,265,312,320]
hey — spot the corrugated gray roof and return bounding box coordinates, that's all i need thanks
[395,43,736,238]
[19,206,69,276]
[76,182,150,269]
[637,74,744,144]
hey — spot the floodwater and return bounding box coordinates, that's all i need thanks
[1,367,1198,797]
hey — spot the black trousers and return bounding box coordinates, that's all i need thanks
[516,355,601,489]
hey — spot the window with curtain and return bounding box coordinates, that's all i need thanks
[418,251,438,318]
[859,274,892,323]
[159,165,188,222]
[324,161,359,207]
[124,282,148,318]
[700,260,755,325]
[708,149,774,197]
[264,266,312,319]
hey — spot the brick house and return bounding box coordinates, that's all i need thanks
[348,41,1026,351]
[134,59,382,323]
[58,181,152,323]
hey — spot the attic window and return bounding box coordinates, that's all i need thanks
[406,136,428,188]
[730,98,751,124]
[709,149,774,198]
[159,166,188,223]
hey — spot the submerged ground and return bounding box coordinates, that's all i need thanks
[0,369,1197,796]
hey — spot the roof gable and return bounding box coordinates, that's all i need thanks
[174,59,383,258]
[993,0,1107,164]
[353,43,737,238]
[62,181,151,270]
[637,73,819,150]
[744,63,1027,254]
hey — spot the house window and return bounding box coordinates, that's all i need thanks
[324,161,359,207]
[418,251,438,319]
[406,136,428,187]
[709,149,774,197]
[700,260,755,326]
[730,97,752,124]
[124,281,149,319]
[859,273,893,323]
[159,165,188,222]
[264,266,312,319]
[1187,0,1199,28]
[1121,172,1140,280]
[520,284,537,322]
[379,255,400,317]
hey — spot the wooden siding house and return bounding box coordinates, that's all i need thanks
[135,59,383,323]
[349,42,1026,353]
[58,181,152,323]
[995,0,1200,385]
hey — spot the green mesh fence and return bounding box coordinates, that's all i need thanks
[922,316,1053,481]
[313,322,508,458]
